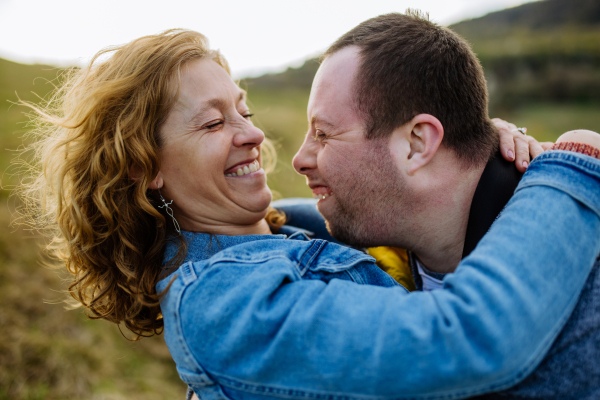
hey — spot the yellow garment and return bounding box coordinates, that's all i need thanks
[367,247,416,292]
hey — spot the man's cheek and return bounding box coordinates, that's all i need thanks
[322,149,352,176]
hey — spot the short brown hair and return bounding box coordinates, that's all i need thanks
[324,10,498,166]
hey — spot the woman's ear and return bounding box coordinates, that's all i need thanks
[148,172,164,190]
[129,165,163,190]
[406,114,444,175]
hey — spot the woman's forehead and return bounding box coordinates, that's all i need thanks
[175,59,246,116]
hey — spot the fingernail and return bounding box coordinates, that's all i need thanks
[522,161,528,169]
[508,150,514,160]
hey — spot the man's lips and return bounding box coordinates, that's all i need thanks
[311,185,333,200]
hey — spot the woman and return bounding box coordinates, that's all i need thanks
[16,30,600,399]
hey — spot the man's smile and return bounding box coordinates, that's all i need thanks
[310,185,333,200]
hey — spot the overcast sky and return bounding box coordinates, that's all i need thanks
[0,0,539,78]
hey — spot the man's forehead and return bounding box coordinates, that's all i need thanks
[313,47,361,93]
[308,48,363,130]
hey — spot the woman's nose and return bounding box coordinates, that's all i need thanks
[292,134,317,175]
[233,123,265,148]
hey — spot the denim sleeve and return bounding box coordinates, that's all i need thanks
[181,152,600,399]
[271,198,345,244]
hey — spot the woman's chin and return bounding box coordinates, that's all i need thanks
[250,189,273,214]
[230,186,272,214]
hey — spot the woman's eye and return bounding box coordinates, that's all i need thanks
[313,130,326,142]
[205,121,224,129]
[243,113,254,120]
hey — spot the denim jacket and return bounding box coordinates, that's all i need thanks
[159,151,600,400]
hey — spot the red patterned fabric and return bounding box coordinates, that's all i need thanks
[551,142,600,160]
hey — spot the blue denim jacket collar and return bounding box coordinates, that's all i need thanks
[164,226,311,265]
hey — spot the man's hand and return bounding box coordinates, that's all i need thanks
[493,118,553,173]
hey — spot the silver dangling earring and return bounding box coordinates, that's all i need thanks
[158,189,181,233]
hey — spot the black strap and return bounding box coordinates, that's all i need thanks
[462,151,523,258]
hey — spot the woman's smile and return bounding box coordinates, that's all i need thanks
[225,159,262,177]
[156,57,272,233]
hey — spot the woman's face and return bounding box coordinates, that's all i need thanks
[156,58,272,233]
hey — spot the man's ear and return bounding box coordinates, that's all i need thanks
[405,114,444,175]
[129,165,163,190]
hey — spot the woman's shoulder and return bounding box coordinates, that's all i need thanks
[209,234,373,272]
[184,232,371,272]
[158,233,375,293]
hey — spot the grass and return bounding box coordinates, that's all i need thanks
[0,202,187,399]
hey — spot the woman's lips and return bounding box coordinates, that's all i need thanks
[225,160,261,177]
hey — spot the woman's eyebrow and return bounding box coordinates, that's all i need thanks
[237,90,247,105]
[187,92,247,125]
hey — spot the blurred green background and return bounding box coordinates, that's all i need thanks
[1,0,599,398]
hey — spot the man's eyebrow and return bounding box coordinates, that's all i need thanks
[310,115,336,130]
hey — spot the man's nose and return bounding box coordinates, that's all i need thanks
[292,134,317,175]
[233,124,265,148]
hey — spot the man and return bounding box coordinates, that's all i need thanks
[286,11,600,399]
[187,11,600,400]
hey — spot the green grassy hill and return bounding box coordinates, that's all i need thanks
[451,0,600,110]
[0,59,62,198]
[1,0,599,398]
[451,0,600,34]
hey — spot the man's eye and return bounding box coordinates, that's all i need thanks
[313,130,326,142]
[243,113,254,119]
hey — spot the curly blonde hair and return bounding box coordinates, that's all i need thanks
[14,29,284,337]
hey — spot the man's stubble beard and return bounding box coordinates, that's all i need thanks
[323,139,410,248]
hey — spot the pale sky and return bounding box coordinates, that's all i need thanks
[0,0,538,79]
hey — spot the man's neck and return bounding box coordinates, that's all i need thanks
[400,155,486,274]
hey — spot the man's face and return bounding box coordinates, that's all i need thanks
[292,46,408,247]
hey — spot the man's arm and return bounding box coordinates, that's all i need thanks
[187,148,600,400]
[556,129,600,149]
